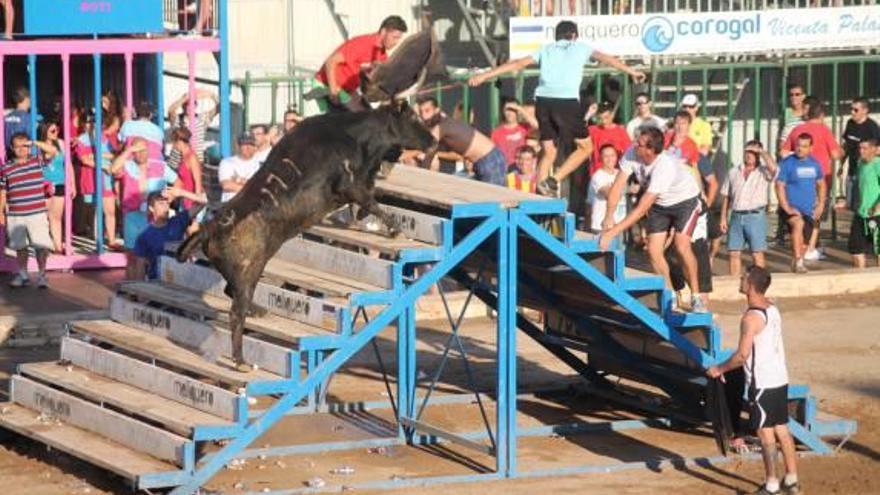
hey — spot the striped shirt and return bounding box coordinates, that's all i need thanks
[167,113,211,169]
[0,158,47,216]
[722,163,777,211]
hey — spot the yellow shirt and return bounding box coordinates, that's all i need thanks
[689,117,713,151]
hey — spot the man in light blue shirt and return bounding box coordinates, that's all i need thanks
[469,21,645,196]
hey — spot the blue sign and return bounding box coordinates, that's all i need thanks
[24,1,164,36]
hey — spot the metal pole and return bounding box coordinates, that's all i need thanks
[496,216,509,476]
[754,66,761,141]
[831,61,839,240]
[156,53,165,127]
[242,71,252,131]
[675,68,683,111]
[187,51,199,153]
[463,84,471,123]
[125,52,134,118]
[62,54,74,256]
[700,68,708,119]
[726,67,734,169]
[857,61,865,96]
[93,53,104,254]
[271,82,279,126]
[219,0,232,157]
[515,72,524,104]
[0,55,5,161]
[489,82,500,129]
[28,55,37,142]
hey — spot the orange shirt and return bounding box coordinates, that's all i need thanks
[316,34,388,93]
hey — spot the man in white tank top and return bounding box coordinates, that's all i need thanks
[707,266,801,495]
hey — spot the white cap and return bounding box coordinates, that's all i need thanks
[680,94,699,107]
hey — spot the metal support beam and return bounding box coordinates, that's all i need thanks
[323,0,349,41]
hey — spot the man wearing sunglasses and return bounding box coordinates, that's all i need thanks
[626,92,666,140]
[841,97,880,212]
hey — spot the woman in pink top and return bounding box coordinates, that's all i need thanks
[170,127,203,209]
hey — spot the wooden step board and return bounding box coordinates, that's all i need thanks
[276,237,395,289]
[19,362,230,437]
[68,320,280,389]
[355,203,445,245]
[263,257,384,298]
[61,337,240,421]
[110,296,294,377]
[10,376,189,466]
[159,257,343,330]
[306,223,433,257]
[376,164,551,209]
[0,403,177,484]
[118,281,333,343]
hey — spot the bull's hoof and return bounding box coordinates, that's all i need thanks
[377,162,395,179]
[234,361,256,373]
[248,303,269,318]
[385,226,402,239]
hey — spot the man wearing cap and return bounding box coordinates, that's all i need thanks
[313,15,408,113]
[218,132,261,202]
[681,94,713,155]
[467,20,645,196]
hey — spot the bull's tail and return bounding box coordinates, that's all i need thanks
[176,229,206,262]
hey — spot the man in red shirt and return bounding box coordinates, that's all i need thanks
[665,111,700,168]
[491,99,538,165]
[782,97,843,260]
[313,16,408,113]
[549,102,631,187]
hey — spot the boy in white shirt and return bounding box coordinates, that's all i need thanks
[587,144,627,233]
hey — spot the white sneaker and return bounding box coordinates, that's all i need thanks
[36,273,48,289]
[8,272,30,288]
[691,296,708,313]
[803,249,822,261]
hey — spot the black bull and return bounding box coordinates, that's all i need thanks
[177,101,436,367]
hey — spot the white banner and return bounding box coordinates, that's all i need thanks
[509,6,880,59]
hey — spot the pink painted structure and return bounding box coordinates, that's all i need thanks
[0,36,222,273]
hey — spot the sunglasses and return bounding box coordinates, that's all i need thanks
[635,100,649,105]
[851,107,863,113]
[682,104,696,109]
[789,92,804,97]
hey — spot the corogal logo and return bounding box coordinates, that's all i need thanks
[642,16,674,52]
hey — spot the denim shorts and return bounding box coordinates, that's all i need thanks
[727,210,767,252]
[472,147,507,186]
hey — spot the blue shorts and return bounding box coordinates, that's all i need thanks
[727,210,767,252]
[123,211,150,250]
[472,147,507,186]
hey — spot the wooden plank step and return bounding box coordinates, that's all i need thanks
[376,165,550,209]
[10,376,189,466]
[263,257,384,297]
[61,337,240,421]
[159,257,342,330]
[359,203,445,244]
[276,238,395,289]
[117,281,333,343]
[19,362,229,437]
[0,403,177,483]
[110,296,294,377]
[306,224,432,257]
[68,320,279,389]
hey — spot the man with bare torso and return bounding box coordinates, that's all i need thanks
[416,97,506,186]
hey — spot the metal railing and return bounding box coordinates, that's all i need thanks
[517,0,877,16]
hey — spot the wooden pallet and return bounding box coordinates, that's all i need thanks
[0,403,177,484]
[68,319,281,389]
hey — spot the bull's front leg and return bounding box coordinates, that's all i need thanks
[351,189,400,238]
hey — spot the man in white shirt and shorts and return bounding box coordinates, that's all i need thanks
[599,127,707,312]
[708,266,801,495]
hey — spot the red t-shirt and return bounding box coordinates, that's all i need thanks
[664,132,700,167]
[588,124,631,174]
[783,121,842,177]
[491,124,530,164]
[316,33,388,93]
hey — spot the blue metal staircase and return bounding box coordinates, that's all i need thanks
[0,166,855,493]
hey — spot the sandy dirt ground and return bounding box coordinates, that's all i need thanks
[0,291,877,495]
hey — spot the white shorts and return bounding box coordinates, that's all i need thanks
[5,213,54,251]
